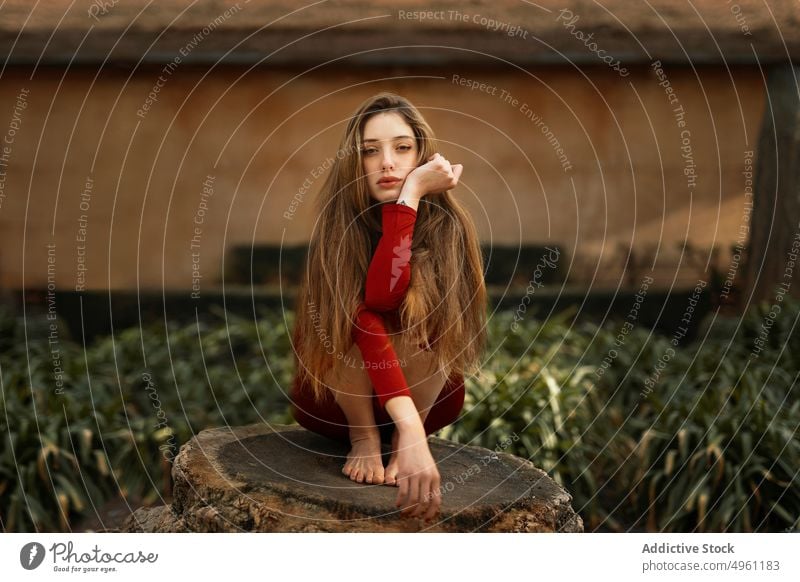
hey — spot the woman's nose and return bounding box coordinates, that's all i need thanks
[381,148,395,169]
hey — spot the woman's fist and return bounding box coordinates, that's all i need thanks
[406,152,463,197]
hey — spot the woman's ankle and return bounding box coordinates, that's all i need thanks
[348,425,381,444]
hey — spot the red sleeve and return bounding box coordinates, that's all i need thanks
[351,304,413,409]
[364,203,418,311]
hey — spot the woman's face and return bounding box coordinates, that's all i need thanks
[361,112,419,203]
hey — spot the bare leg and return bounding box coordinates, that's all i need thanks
[326,342,386,484]
[383,336,448,486]
[326,318,447,486]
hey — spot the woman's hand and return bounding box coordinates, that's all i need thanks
[403,152,463,199]
[393,427,442,521]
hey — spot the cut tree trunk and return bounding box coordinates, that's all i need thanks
[119,423,583,533]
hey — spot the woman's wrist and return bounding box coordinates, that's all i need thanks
[384,396,426,437]
[397,176,423,210]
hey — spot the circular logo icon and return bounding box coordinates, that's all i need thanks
[20,542,46,570]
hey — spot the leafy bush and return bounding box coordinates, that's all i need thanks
[1,298,798,532]
[0,305,295,531]
[443,298,800,532]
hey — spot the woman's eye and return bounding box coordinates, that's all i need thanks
[362,145,411,155]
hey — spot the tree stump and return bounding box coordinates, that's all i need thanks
[120,423,583,533]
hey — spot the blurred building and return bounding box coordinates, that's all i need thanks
[0,0,793,295]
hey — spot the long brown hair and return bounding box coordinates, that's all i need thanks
[292,91,487,404]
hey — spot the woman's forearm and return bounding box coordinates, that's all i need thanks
[352,306,414,408]
[384,396,426,438]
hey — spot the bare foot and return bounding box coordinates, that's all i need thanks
[342,431,385,484]
[384,427,401,486]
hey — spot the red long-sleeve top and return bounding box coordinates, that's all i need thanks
[351,202,419,408]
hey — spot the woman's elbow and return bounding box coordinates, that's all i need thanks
[363,291,401,312]
[364,271,410,311]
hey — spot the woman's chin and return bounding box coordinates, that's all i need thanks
[370,191,400,203]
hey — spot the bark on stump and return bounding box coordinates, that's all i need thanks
[121,423,583,533]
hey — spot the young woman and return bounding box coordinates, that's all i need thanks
[290,92,487,521]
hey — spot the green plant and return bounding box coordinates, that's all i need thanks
[1,297,797,532]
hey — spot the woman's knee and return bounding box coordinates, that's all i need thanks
[422,378,465,434]
[396,336,440,385]
[325,343,373,401]
[290,379,351,442]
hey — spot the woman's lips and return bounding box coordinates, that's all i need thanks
[378,178,401,189]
